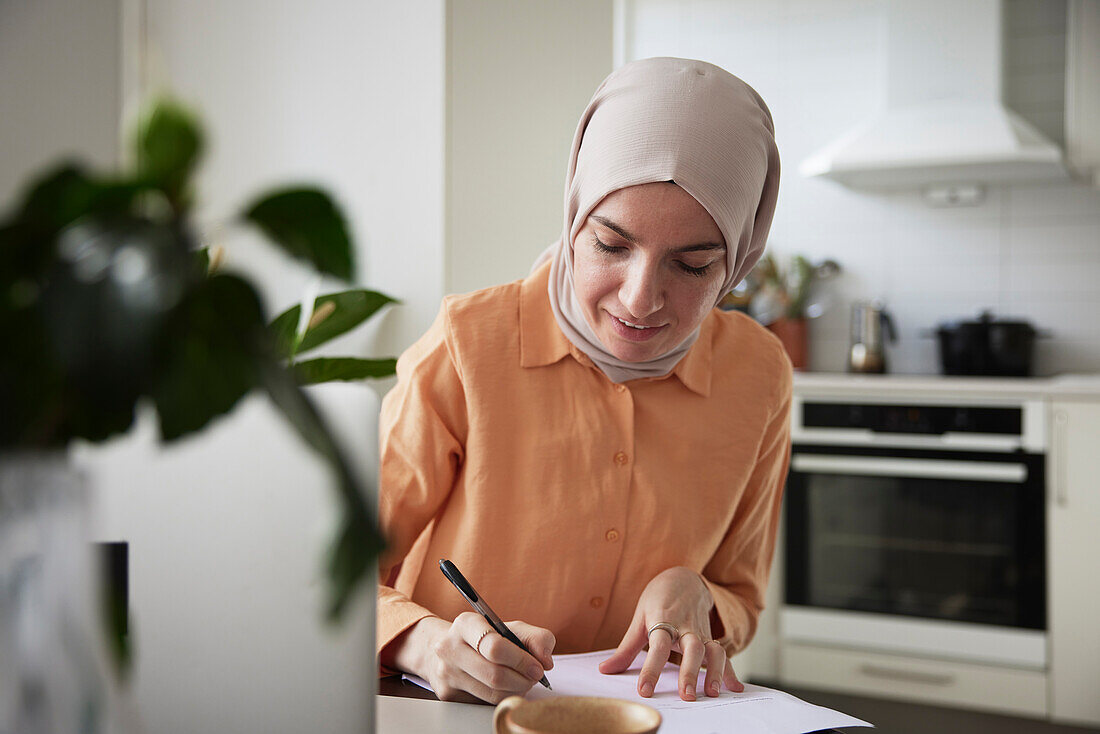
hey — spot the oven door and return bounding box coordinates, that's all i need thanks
[783,444,1046,668]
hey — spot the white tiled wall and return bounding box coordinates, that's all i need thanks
[624,0,1100,376]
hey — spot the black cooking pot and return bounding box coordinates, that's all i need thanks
[935,311,1040,377]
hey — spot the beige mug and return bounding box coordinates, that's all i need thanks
[493,695,661,734]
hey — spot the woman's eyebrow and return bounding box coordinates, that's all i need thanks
[677,242,726,253]
[591,215,638,242]
[590,215,725,252]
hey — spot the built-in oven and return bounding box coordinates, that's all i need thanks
[782,396,1048,670]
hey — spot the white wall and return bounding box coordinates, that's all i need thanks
[0,0,120,207]
[141,0,446,359]
[622,0,1100,376]
[446,0,614,295]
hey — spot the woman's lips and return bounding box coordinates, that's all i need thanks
[607,312,667,342]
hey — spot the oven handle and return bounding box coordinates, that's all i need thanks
[791,454,1028,483]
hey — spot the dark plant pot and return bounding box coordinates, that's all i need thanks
[936,312,1038,377]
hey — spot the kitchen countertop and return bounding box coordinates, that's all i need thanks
[792,372,1100,401]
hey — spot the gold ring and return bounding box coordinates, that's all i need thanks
[647,622,680,642]
[474,628,492,656]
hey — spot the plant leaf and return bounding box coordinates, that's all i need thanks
[325,505,385,621]
[193,247,211,277]
[242,188,353,281]
[4,163,149,238]
[150,274,265,441]
[256,359,385,621]
[294,357,397,385]
[11,163,97,231]
[268,304,302,359]
[267,289,396,360]
[134,99,203,203]
[293,289,398,357]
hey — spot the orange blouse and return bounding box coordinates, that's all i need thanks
[377,261,792,666]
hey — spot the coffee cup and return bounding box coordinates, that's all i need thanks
[493,695,661,734]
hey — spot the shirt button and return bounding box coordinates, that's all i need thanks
[605,528,620,542]
[590,596,604,608]
[614,451,628,465]
[616,384,627,393]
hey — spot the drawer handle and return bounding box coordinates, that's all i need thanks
[858,664,955,686]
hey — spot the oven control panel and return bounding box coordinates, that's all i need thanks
[791,396,1047,452]
[803,402,1022,435]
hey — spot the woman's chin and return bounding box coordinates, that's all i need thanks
[606,339,668,363]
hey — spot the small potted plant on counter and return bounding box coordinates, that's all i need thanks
[720,253,840,370]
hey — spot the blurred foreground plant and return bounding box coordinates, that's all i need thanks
[0,98,396,665]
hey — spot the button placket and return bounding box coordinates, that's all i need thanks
[590,375,632,630]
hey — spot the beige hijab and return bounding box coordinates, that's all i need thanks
[542,57,780,383]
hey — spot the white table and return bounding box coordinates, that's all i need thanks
[377,694,493,733]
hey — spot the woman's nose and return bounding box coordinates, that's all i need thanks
[618,262,663,319]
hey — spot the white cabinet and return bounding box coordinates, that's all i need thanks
[1048,400,1100,726]
[781,643,1048,718]
[1066,0,1100,187]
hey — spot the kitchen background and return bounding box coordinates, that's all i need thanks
[620,0,1100,377]
[2,1,1098,733]
[4,0,1098,379]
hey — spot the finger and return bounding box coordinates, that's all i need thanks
[677,632,705,702]
[478,629,545,683]
[435,663,504,704]
[456,620,538,693]
[506,621,557,671]
[723,657,744,693]
[462,641,539,698]
[702,641,725,697]
[431,625,529,704]
[637,628,673,697]
[599,617,649,675]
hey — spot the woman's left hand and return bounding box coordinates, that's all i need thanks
[598,567,744,701]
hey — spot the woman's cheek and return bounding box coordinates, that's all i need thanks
[578,259,619,301]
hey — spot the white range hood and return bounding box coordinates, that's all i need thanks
[800,0,1068,190]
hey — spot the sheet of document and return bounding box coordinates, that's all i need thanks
[407,649,872,734]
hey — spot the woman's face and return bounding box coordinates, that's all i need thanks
[572,182,727,363]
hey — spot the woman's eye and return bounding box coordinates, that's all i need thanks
[678,261,713,277]
[592,234,625,255]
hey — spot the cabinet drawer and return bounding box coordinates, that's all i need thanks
[780,643,1048,718]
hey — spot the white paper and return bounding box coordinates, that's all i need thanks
[406,649,872,734]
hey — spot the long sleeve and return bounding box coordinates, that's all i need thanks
[700,362,792,657]
[375,302,469,665]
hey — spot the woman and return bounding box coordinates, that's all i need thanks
[376,57,787,705]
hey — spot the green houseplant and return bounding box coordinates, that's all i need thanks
[0,98,395,695]
[720,254,840,370]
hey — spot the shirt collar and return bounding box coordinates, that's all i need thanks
[520,261,573,368]
[666,318,713,397]
[519,260,714,397]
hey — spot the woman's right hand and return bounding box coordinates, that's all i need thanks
[396,613,556,704]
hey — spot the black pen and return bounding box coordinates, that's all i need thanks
[439,559,552,690]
